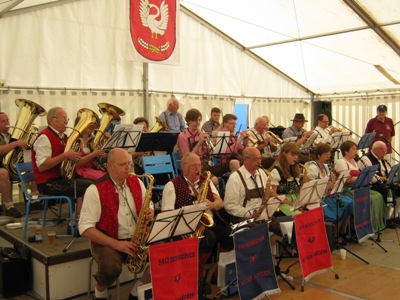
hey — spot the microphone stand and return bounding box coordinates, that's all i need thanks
[331,118,361,138]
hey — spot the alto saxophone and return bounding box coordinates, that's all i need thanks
[193,171,214,237]
[257,166,273,216]
[126,173,154,274]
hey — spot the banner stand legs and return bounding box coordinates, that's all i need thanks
[274,240,296,290]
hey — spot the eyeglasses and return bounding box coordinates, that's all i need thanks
[53,116,70,122]
[244,156,262,162]
[321,120,329,124]
[227,122,236,125]
[113,162,133,167]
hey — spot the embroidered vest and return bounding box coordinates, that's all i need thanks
[171,175,214,209]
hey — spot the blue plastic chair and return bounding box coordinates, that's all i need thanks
[141,155,176,192]
[16,162,74,237]
[171,152,182,175]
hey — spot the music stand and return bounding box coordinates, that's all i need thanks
[357,132,376,151]
[330,131,351,150]
[255,196,283,222]
[274,137,297,157]
[102,124,143,151]
[208,131,231,159]
[386,163,400,186]
[301,132,319,151]
[352,165,387,252]
[135,132,179,155]
[146,203,207,244]
[293,177,329,211]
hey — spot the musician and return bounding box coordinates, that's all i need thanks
[314,114,341,144]
[0,112,28,217]
[133,117,149,133]
[201,107,221,134]
[282,113,314,147]
[358,141,400,228]
[79,148,154,300]
[31,107,94,223]
[246,116,277,168]
[269,142,304,216]
[305,143,353,244]
[158,96,186,133]
[131,117,150,174]
[161,152,231,294]
[334,140,385,234]
[74,119,107,180]
[365,104,395,160]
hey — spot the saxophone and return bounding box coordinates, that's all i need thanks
[257,166,273,216]
[126,173,154,274]
[295,161,309,191]
[194,171,214,237]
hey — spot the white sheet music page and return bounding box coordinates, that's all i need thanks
[217,250,236,287]
[331,170,350,194]
[174,203,207,236]
[147,208,180,243]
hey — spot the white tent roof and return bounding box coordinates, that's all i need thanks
[1,0,400,95]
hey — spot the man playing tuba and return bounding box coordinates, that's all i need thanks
[0,111,29,217]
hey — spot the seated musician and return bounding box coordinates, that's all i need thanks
[158,97,186,133]
[358,141,400,228]
[79,148,154,300]
[201,107,221,134]
[282,113,314,163]
[305,143,353,244]
[246,116,277,169]
[31,107,94,222]
[0,111,28,217]
[224,147,281,235]
[314,114,341,144]
[161,152,232,294]
[334,140,385,234]
[131,117,150,175]
[269,142,305,216]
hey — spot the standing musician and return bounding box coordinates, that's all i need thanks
[246,116,277,169]
[158,96,186,133]
[161,152,231,295]
[0,111,28,217]
[201,107,221,134]
[358,141,400,228]
[269,142,305,216]
[79,148,154,300]
[305,143,353,244]
[334,140,385,234]
[365,104,395,161]
[31,107,94,222]
[314,114,341,144]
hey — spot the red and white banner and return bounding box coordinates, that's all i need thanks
[149,237,198,300]
[295,207,333,281]
[129,0,180,65]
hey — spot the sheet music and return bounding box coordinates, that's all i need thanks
[330,131,351,149]
[293,177,329,210]
[217,250,236,287]
[280,221,294,243]
[146,208,181,244]
[102,124,143,150]
[255,196,283,221]
[174,203,207,236]
[211,131,230,155]
[331,170,350,194]
[301,132,319,149]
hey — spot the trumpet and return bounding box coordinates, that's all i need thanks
[264,131,282,148]
[327,125,343,133]
[201,130,215,152]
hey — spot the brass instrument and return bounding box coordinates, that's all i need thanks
[126,173,154,273]
[90,103,125,170]
[295,161,310,190]
[194,171,214,237]
[327,125,343,133]
[3,99,46,180]
[202,130,215,152]
[257,166,273,216]
[61,108,100,180]
[264,131,282,148]
[150,116,169,132]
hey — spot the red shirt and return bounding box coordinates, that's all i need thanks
[365,116,395,153]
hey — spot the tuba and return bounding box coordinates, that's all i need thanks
[90,103,125,170]
[193,171,214,237]
[3,99,46,180]
[126,173,154,274]
[61,109,100,180]
[150,116,169,132]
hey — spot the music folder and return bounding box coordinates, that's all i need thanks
[255,196,284,222]
[352,164,379,189]
[146,203,207,244]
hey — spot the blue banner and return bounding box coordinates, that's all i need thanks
[234,223,280,299]
[354,187,374,242]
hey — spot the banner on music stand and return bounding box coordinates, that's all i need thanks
[149,238,198,299]
[295,207,332,281]
[234,223,280,300]
[353,187,374,243]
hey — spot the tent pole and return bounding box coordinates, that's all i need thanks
[143,62,149,120]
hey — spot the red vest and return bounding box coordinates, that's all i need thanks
[31,127,67,184]
[171,175,214,209]
[95,176,143,240]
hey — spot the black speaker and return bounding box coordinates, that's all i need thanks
[0,250,29,298]
[312,101,332,128]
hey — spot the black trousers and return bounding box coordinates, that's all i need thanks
[37,177,94,200]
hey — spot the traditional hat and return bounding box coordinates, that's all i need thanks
[291,113,308,122]
[377,104,387,111]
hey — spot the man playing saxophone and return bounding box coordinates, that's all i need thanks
[79,148,154,300]
[161,152,233,295]
[0,111,29,217]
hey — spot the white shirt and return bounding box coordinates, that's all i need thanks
[314,126,331,144]
[79,178,148,240]
[224,165,268,218]
[33,126,65,167]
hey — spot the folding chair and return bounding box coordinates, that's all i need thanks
[16,162,74,237]
[141,155,176,192]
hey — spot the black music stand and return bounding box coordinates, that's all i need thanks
[102,124,143,151]
[135,132,179,155]
[383,163,400,245]
[146,203,207,244]
[330,131,352,151]
[352,165,387,253]
[293,177,329,211]
[207,131,232,160]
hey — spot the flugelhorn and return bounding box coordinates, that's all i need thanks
[264,131,282,147]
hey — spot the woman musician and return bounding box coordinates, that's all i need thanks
[305,143,353,244]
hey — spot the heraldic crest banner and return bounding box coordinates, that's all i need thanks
[129,0,179,64]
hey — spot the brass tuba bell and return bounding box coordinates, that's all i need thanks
[150,116,169,132]
[3,99,46,181]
